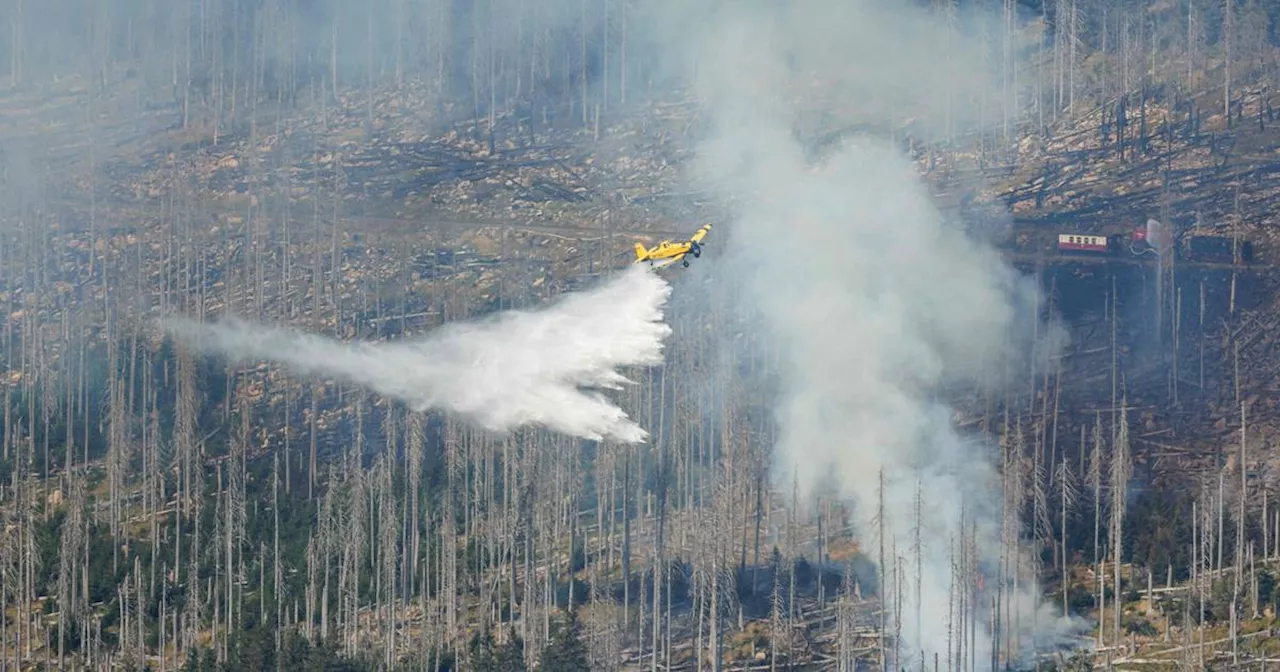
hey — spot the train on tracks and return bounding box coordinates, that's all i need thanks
[1056,223,1254,265]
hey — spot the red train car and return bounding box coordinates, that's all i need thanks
[1057,233,1114,254]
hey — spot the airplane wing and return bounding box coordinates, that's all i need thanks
[689,224,712,244]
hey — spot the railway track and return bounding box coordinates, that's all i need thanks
[95,196,1272,274]
[350,214,1274,273]
[1005,250,1270,272]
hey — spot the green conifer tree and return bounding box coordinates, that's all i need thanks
[537,611,590,672]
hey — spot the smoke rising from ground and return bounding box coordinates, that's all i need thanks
[684,0,1081,665]
[164,265,672,443]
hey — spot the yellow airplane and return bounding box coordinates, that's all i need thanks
[633,223,713,269]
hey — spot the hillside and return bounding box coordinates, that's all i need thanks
[6,1,1280,671]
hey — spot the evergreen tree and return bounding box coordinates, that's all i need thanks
[492,627,527,672]
[537,611,590,672]
[469,628,499,670]
[473,626,527,672]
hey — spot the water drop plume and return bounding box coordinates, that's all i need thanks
[163,264,672,443]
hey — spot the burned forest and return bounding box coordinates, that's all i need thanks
[6,0,1280,670]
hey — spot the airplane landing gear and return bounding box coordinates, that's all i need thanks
[682,258,690,267]
[691,241,702,258]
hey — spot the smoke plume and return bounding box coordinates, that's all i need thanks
[683,0,1082,666]
[164,265,672,443]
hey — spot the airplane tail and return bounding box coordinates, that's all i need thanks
[634,243,648,261]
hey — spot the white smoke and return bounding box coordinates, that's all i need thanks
[163,265,672,443]
[683,1,1084,667]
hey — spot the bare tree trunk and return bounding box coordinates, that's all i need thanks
[1110,401,1132,651]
